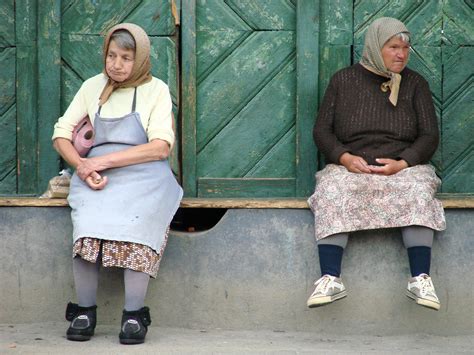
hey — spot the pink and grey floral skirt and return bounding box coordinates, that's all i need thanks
[307,164,446,241]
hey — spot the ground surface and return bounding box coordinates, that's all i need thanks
[1,323,472,354]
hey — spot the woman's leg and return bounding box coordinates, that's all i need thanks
[124,269,150,311]
[402,226,433,277]
[307,233,349,308]
[402,226,440,310]
[67,257,99,341]
[72,256,100,307]
[317,232,349,277]
[120,269,152,344]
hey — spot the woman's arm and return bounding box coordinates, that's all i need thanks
[76,138,169,175]
[53,138,107,190]
[313,75,351,164]
[397,77,439,166]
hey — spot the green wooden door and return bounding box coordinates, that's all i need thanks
[0,0,38,195]
[320,0,473,193]
[182,0,318,197]
[60,0,181,176]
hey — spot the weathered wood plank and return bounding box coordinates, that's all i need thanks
[181,0,197,196]
[296,0,319,196]
[245,127,295,178]
[37,0,61,194]
[197,58,296,178]
[320,0,352,45]
[61,0,175,36]
[225,0,296,30]
[2,194,474,209]
[16,0,38,194]
[441,45,474,193]
[0,105,17,194]
[126,0,176,35]
[198,178,295,198]
[196,31,295,151]
[354,0,443,46]
[0,0,15,46]
[442,0,472,45]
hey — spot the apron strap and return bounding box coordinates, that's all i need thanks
[97,87,137,115]
[132,87,137,112]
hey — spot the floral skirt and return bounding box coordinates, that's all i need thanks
[307,164,446,241]
[72,229,169,278]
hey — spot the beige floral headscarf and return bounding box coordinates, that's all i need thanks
[99,23,152,106]
[360,17,410,106]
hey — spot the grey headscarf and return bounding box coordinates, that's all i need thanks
[360,17,410,106]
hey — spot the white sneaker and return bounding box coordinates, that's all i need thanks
[406,273,440,310]
[307,274,347,308]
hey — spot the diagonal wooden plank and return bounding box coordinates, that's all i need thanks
[0,47,15,116]
[124,0,176,35]
[245,126,296,178]
[225,0,296,30]
[441,149,473,193]
[197,0,252,31]
[197,57,296,178]
[0,0,15,46]
[60,64,83,113]
[62,0,141,34]
[197,30,251,82]
[354,0,443,46]
[196,30,295,151]
[442,0,474,45]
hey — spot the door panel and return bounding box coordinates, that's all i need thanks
[184,0,303,197]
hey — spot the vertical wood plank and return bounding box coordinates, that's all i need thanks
[181,0,197,197]
[16,0,38,194]
[37,0,61,193]
[317,0,352,168]
[296,0,319,196]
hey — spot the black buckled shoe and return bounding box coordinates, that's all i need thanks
[119,306,151,345]
[65,302,97,341]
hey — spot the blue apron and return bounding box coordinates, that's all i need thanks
[68,88,183,251]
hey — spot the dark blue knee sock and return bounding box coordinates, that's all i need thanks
[318,244,344,277]
[407,246,431,277]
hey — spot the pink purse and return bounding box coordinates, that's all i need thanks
[72,115,94,157]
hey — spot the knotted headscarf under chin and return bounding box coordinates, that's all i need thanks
[99,23,152,106]
[360,17,410,106]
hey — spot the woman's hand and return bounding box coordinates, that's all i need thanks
[84,171,108,190]
[369,158,408,175]
[76,157,108,181]
[339,152,372,174]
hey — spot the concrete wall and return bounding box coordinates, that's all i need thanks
[0,207,472,335]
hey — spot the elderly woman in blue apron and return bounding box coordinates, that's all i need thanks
[52,23,182,344]
[307,18,445,311]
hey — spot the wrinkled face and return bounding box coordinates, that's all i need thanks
[105,40,135,82]
[381,36,410,73]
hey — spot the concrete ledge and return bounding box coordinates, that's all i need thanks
[0,207,472,335]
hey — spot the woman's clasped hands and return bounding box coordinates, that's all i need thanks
[339,152,408,176]
[76,157,108,190]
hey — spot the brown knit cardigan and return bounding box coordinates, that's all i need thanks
[313,63,439,167]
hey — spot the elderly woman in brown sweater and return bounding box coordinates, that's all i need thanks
[307,17,445,310]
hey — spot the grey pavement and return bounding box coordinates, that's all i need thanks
[1,323,472,354]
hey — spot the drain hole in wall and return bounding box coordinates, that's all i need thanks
[170,208,227,232]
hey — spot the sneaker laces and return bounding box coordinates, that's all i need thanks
[418,274,435,296]
[313,275,334,295]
